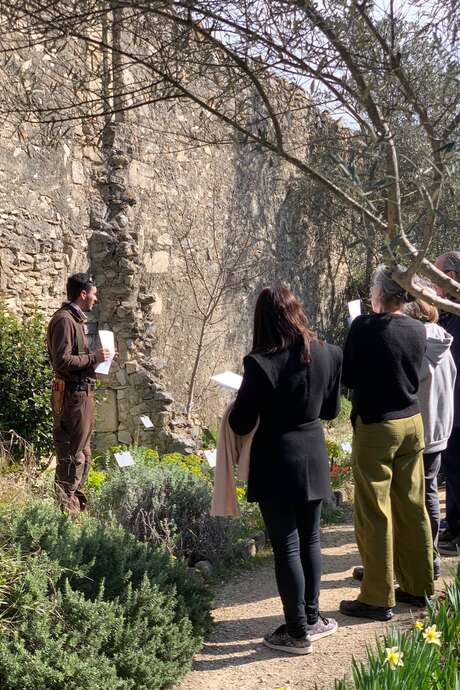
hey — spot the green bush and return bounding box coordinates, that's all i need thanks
[327,394,352,431]
[0,307,53,459]
[201,426,218,449]
[331,563,460,690]
[161,452,208,478]
[0,502,213,689]
[4,502,212,636]
[0,556,197,689]
[94,445,209,480]
[96,462,247,566]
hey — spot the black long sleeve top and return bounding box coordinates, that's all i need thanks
[342,313,426,424]
[228,340,342,502]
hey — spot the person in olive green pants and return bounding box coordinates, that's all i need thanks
[353,415,434,610]
[341,266,434,621]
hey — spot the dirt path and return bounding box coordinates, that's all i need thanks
[177,506,458,690]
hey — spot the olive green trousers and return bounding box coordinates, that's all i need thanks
[352,414,434,608]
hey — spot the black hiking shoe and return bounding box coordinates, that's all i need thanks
[439,528,458,543]
[439,538,460,556]
[339,599,393,621]
[394,588,428,608]
[263,624,312,655]
[306,614,338,641]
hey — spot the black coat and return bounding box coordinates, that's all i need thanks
[229,341,343,502]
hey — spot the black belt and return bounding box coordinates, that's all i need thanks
[66,381,96,393]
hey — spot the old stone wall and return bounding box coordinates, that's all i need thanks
[0,73,348,449]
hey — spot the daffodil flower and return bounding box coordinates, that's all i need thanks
[422,625,442,646]
[384,646,404,670]
[414,620,424,630]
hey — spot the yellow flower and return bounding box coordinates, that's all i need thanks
[422,625,442,646]
[414,620,424,630]
[384,646,404,670]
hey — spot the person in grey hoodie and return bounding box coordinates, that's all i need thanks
[403,298,457,577]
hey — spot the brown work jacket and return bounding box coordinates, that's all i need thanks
[47,304,97,383]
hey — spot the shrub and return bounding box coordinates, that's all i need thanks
[325,438,353,491]
[331,563,460,689]
[236,485,265,535]
[330,463,353,491]
[0,502,213,689]
[0,556,199,689]
[201,426,218,449]
[161,452,208,478]
[326,394,352,432]
[0,307,53,459]
[94,445,209,481]
[96,462,246,566]
[3,502,212,636]
[84,468,107,500]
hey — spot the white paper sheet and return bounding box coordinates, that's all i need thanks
[204,449,217,468]
[140,415,154,429]
[210,371,243,391]
[95,330,115,375]
[114,450,134,467]
[347,299,361,322]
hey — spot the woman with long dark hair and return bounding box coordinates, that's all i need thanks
[229,285,342,655]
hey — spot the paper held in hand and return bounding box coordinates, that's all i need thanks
[348,299,362,322]
[114,450,134,467]
[210,371,243,391]
[95,330,115,375]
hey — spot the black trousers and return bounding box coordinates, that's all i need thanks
[259,498,322,638]
[423,452,442,563]
[443,426,460,538]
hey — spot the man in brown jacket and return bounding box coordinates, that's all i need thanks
[47,273,110,513]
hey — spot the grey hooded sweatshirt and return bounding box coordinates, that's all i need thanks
[419,322,457,454]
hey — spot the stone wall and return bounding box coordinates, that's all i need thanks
[0,72,348,448]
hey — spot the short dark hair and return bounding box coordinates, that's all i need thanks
[252,285,317,363]
[66,273,95,301]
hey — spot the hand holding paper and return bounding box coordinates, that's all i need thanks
[95,330,116,375]
[347,299,361,324]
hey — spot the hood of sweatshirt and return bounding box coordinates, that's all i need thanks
[425,322,453,367]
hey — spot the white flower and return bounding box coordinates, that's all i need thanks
[384,646,404,670]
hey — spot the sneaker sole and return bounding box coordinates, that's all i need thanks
[308,621,339,641]
[263,639,313,655]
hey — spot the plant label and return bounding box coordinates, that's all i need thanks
[114,450,134,467]
[204,449,217,467]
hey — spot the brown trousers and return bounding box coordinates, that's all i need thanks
[53,390,95,513]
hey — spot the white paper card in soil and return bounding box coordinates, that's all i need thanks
[204,449,217,467]
[140,415,154,428]
[114,450,134,467]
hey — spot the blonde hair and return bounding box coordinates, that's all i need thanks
[403,298,438,323]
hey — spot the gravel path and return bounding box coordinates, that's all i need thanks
[177,504,458,690]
